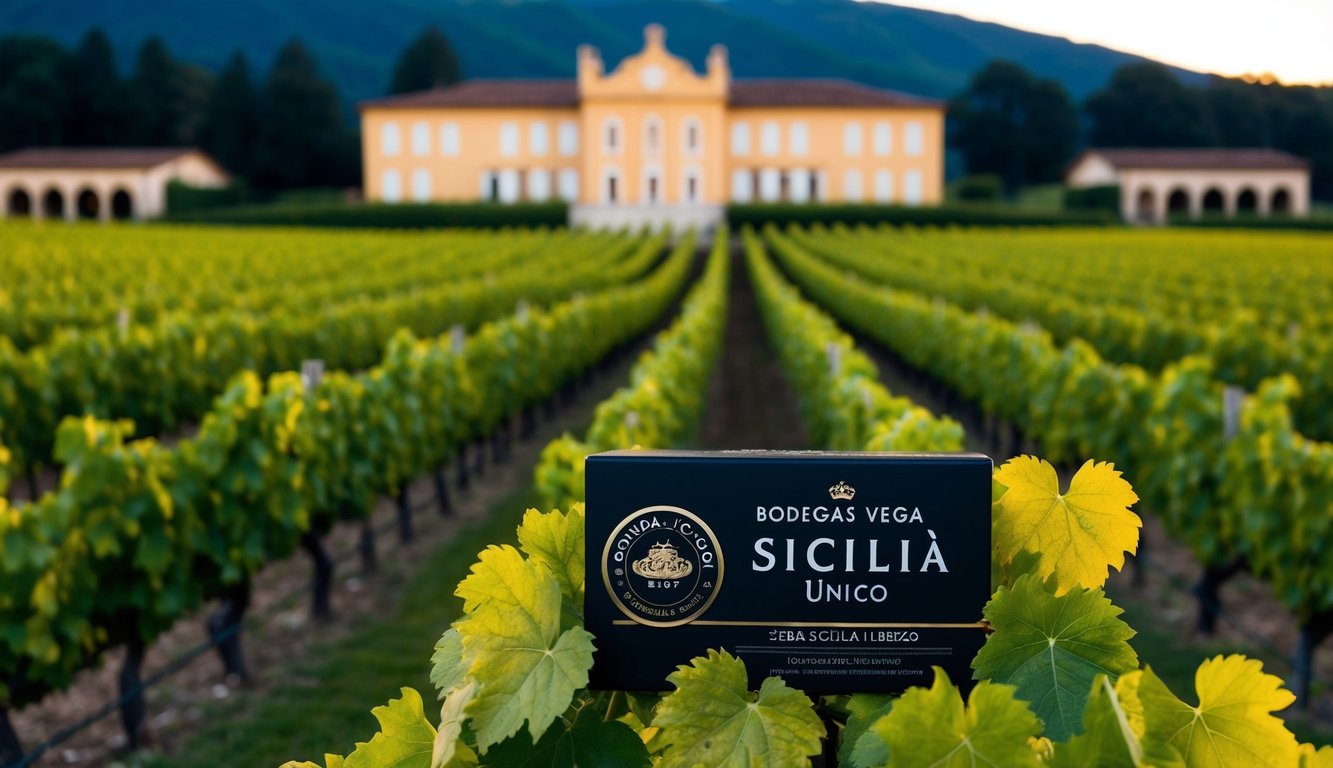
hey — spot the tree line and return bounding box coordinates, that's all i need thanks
[949,60,1333,200]
[0,27,460,191]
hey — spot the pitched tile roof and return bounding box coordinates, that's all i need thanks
[359,78,939,110]
[0,147,200,170]
[729,79,938,108]
[1089,148,1309,171]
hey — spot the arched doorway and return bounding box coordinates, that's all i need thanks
[6,187,31,217]
[1202,188,1225,215]
[43,188,64,219]
[1236,188,1258,214]
[111,189,133,220]
[1167,188,1190,218]
[77,188,99,220]
[1136,188,1156,223]
[1271,188,1291,215]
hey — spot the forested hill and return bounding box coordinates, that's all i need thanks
[0,0,1205,104]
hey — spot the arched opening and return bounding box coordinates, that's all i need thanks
[1136,188,1156,223]
[1236,188,1258,215]
[43,188,64,219]
[1167,188,1190,218]
[77,188,99,220]
[643,115,662,158]
[1271,188,1291,215]
[1202,188,1225,215]
[111,189,133,220]
[6,187,31,217]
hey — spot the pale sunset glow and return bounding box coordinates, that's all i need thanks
[869,0,1333,85]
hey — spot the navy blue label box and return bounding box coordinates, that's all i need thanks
[584,449,993,694]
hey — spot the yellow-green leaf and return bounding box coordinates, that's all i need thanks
[343,688,436,768]
[516,505,585,604]
[993,456,1140,593]
[432,681,477,768]
[1139,655,1299,768]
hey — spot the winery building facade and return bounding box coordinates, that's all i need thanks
[359,25,945,230]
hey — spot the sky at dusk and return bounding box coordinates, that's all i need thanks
[870,0,1333,85]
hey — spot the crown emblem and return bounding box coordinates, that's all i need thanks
[829,481,856,500]
[632,541,693,580]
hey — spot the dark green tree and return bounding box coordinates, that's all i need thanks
[1264,85,1333,199]
[0,36,68,151]
[61,29,135,145]
[1086,63,1219,147]
[128,36,211,145]
[198,51,260,176]
[948,60,1078,192]
[255,39,356,189]
[1204,78,1271,147]
[389,25,461,94]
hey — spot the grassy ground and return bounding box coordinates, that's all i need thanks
[144,484,539,767]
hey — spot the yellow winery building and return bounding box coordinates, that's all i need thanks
[359,25,944,231]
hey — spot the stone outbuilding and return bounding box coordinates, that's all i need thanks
[1065,148,1310,225]
[0,147,229,222]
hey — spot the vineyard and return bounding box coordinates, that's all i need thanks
[1,220,1332,767]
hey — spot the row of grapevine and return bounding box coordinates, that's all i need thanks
[789,225,1333,438]
[764,229,1333,644]
[0,225,563,349]
[0,236,696,746]
[742,228,963,453]
[0,231,659,476]
[796,225,1333,333]
[535,229,726,510]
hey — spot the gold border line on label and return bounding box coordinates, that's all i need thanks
[611,620,989,629]
[601,505,726,628]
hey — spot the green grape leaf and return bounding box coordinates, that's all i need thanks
[972,574,1138,740]
[516,505,585,604]
[841,694,893,768]
[431,627,469,698]
[458,550,594,751]
[343,688,436,768]
[1049,676,1141,768]
[481,703,650,768]
[653,649,825,768]
[860,667,1043,768]
[993,457,1140,594]
[433,681,478,768]
[279,759,344,768]
[1139,655,1299,768]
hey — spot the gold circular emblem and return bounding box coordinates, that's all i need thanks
[601,505,724,628]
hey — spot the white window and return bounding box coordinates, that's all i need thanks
[683,117,702,157]
[905,122,924,156]
[759,168,781,202]
[874,170,892,202]
[643,166,662,204]
[381,122,401,157]
[602,167,621,204]
[558,121,579,156]
[499,122,519,157]
[905,170,923,204]
[644,115,662,157]
[874,122,892,156]
[440,122,460,156]
[814,171,828,202]
[479,171,498,202]
[558,168,579,201]
[603,117,623,155]
[528,168,551,201]
[411,122,429,156]
[789,168,810,203]
[790,122,809,156]
[731,169,753,202]
[382,169,401,202]
[844,169,863,201]
[843,122,863,156]
[498,169,520,203]
[529,122,549,157]
[731,121,750,156]
[683,166,702,204]
[411,168,430,201]
[760,121,780,156]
